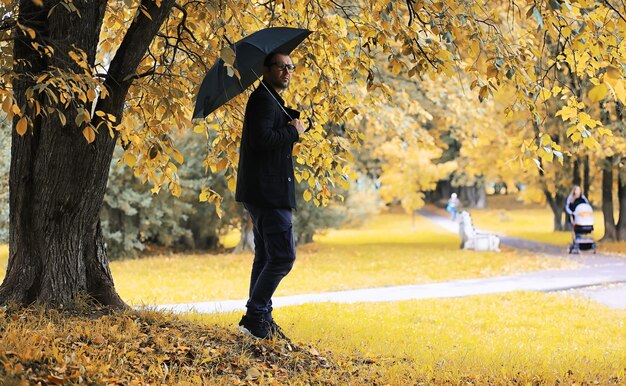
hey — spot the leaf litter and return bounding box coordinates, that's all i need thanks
[0,307,385,385]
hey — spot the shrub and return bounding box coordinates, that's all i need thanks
[101,132,239,259]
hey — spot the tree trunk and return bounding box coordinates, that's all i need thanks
[617,160,626,241]
[434,179,452,204]
[459,181,485,208]
[234,214,255,253]
[475,180,486,209]
[600,157,617,241]
[552,207,565,231]
[544,188,567,231]
[572,157,581,186]
[296,232,314,245]
[0,0,176,308]
[582,155,590,200]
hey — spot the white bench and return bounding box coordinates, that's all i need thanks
[459,211,501,252]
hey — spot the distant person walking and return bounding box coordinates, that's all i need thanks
[235,51,306,340]
[446,193,460,221]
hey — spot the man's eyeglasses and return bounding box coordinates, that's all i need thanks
[270,63,296,72]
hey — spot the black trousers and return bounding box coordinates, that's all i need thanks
[243,203,296,321]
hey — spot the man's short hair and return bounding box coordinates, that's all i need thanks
[263,51,289,67]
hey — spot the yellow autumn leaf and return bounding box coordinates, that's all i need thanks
[68,51,81,63]
[140,6,153,20]
[478,86,489,100]
[171,184,181,197]
[215,158,228,172]
[16,117,28,136]
[587,83,607,102]
[124,152,137,167]
[303,189,312,202]
[538,88,551,101]
[11,103,21,116]
[172,150,183,164]
[227,177,236,192]
[610,79,626,105]
[24,27,36,39]
[604,66,620,81]
[582,136,599,149]
[1,96,12,115]
[199,190,210,202]
[82,127,96,143]
[87,88,97,101]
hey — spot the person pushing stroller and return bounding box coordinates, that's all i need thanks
[565,185,596,254]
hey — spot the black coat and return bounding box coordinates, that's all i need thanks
[235,81,300,209]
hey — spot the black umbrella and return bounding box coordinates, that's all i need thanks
[192,27,312,120]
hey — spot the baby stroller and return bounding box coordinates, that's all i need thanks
[568,202,596,254]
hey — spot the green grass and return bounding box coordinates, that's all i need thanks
[195,291,626,384]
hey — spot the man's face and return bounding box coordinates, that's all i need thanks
[263,54,294,91]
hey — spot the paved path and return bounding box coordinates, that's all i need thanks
[155,210,626,314]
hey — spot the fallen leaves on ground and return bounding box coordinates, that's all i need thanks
[0,307,385,385]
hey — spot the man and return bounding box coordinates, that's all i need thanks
[235,51,306,339]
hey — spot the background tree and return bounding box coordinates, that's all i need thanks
[597,101,626,241]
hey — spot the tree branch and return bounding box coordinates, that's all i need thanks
[103,0,177,100]
[413,38,438,69]
[603,0,626,22]
[406,0,417,26]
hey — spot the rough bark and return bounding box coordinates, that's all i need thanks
[600,157,617,242]
[0,0,176,308]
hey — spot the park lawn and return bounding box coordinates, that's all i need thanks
[108,213,575,305]
[1,292,623,385]
[0,213,579,305]
[0,214,577,305]
[195,291,626,385]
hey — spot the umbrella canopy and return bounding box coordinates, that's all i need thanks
[192,27,312,119]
